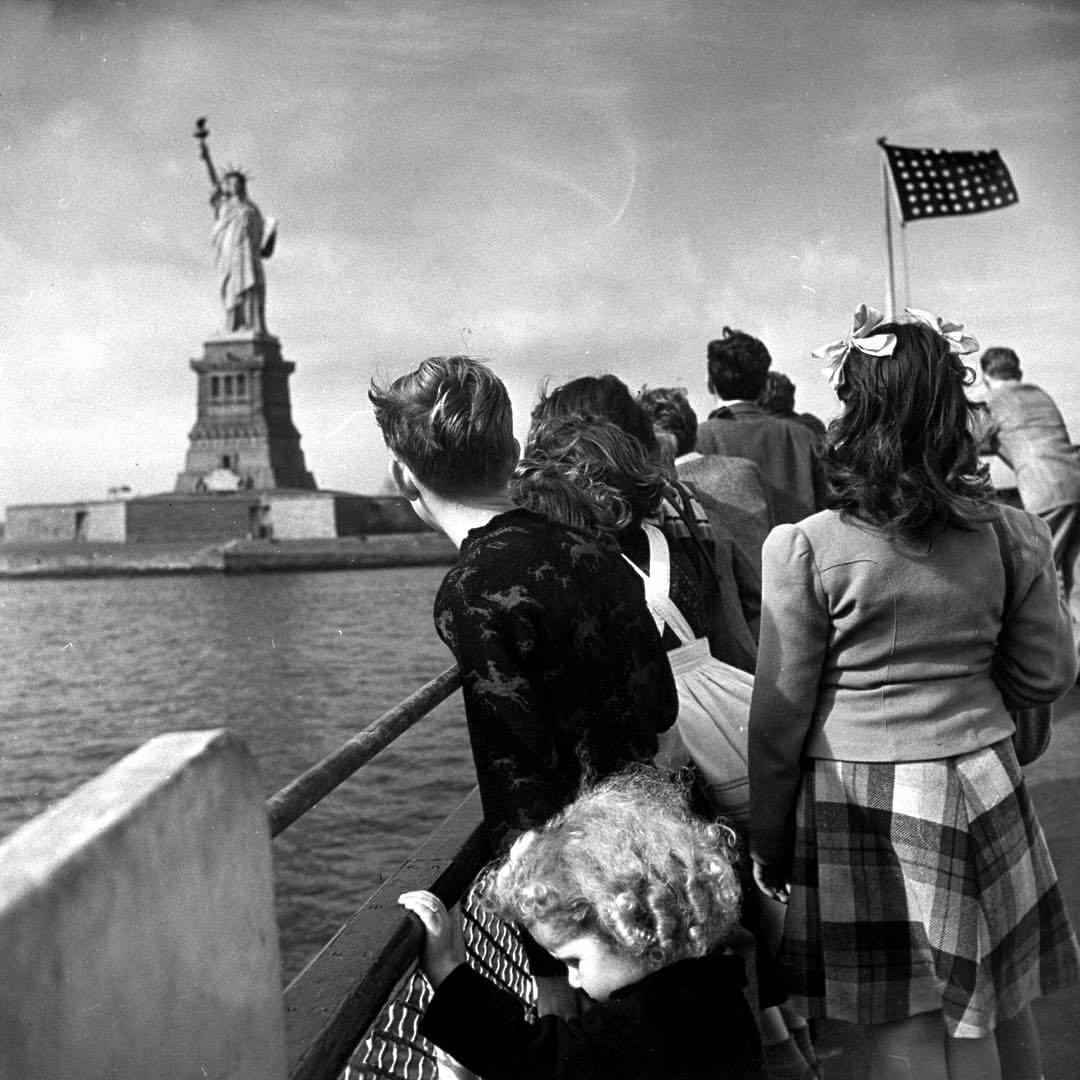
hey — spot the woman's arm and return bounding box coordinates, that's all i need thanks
[994,511,1078,706]
[748,524,829,879]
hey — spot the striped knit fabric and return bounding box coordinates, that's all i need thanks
[343,888,535,1079]
[780,740,1080,1037]
[656,483,717,558]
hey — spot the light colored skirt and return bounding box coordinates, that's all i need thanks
[780,739,1080,1037]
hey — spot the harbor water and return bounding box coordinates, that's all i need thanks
[0,566,475,983]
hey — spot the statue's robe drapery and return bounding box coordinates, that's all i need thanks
[211,195,267,333]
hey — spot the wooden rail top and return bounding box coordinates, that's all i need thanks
[283,789,490,1080]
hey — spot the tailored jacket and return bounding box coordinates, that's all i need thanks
[676,451,774,574]
[749,505,1076,872]
[420,950,762,1080]
[768,408,828,447]
[654,480,760,670]
[976,381,1080,514]
[695,403,825,526]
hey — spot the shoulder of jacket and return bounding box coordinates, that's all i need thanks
[994,503,1053,550]
[765,510,875,563]
[763,519,811,556]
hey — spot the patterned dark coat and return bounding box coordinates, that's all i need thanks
[435,509,677,850]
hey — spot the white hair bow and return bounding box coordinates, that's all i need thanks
[813,304,979,388]
[902,308,980,356]
[812,304,896,387]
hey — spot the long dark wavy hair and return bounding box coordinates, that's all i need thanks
[826,320,993,539]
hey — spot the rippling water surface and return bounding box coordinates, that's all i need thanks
[0,567,474,981]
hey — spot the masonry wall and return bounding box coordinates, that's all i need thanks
[334,494,429,536]
[4,500,127,543]
[126,495,259,542]
[0,729,286,1080]
[4,492,434,545]
[265,493,337,539]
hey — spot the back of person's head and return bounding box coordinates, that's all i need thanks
[706,327,772,400]
[980,346,1022,381]
[369,356,516,497]
[757,370,796,414]
[479,767,740,969]
[826,318,991,537]
[530,374,658,456]
[512,414,667,534]
[637,386,698,457]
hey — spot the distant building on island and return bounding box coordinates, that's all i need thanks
[4,328,422,545]
[175,332,316,495]
[4,122,425,549]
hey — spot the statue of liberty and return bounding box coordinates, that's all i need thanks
[194,118,277,335]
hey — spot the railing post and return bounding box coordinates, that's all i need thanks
[0,729,287,1080]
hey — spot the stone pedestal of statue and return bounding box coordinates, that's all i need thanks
[175,333,317,493]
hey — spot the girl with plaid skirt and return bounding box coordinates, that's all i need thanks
[748,306,1080,1080]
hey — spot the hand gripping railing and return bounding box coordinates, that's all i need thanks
[265,665,526,1080]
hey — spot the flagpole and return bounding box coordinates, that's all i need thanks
[900,222,910,309]
[877,137,897,319]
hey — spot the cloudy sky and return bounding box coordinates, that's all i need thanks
[2,0,1078,508]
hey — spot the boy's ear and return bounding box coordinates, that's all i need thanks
[389,456,421,501]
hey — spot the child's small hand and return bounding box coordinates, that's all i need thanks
[398,890,466,987]
[752,860,791,905]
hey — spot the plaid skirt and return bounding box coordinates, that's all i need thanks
[780,739,1080,1037]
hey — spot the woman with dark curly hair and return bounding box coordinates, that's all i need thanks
[513,408,820,1079]
[749,305,1080,1080]
[511,412,710,654]
[527,373,759,672]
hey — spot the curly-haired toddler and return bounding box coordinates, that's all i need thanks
[399,766,762,1079]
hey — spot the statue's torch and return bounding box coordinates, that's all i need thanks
[194,117,219,189]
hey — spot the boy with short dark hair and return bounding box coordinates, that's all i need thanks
[370,355,678,852]
[697,327,825,525]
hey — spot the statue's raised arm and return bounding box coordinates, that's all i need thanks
[194,117,219,191]
[194,117,275,336]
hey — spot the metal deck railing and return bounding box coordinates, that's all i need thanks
[268,666,534,1080]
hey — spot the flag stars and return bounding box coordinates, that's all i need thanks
[883,143,1018,222]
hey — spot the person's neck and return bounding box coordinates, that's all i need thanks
[984,376,1020,392]
[423,489,516,549]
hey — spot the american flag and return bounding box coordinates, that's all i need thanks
[881,143,1018,223]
